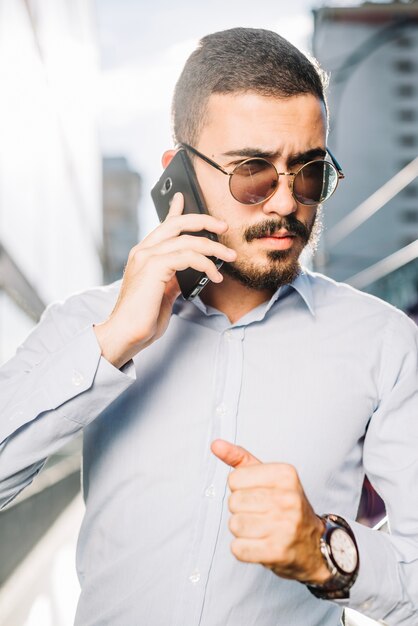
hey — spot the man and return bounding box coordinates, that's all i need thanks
[0,28,417,626]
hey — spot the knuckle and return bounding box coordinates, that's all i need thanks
[228,493,238,513]
[128,245,139,261]
[175,248,194,264]
[282,463,298,485]
[228,514,240,536]
[227,473,236,491]
[231,539,245,561]
[179,234,196,246]
[177,247,189,258]
[230,538,240,557]
[281,491,300,511]
[130,247,147,266]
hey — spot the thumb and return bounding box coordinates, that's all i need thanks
[211,439,261,468]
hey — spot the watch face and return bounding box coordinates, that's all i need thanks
[330,528,358,574]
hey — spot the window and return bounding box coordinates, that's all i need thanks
[398,135,417,147]
[402,185,418,198]
[400,210,418,224]
[399,159,414,170]
[400,236,418,248]
[397,109,416,122]
[395,36,415,49]
[394,59,415,73]
[397,84,415,97]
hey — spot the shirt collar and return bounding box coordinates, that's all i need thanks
[247,268,315,319]
[174,267,315,323]
[288,269,315,317]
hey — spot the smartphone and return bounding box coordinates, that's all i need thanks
[151,148,223,300]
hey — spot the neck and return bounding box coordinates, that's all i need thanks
[201,274,275,324]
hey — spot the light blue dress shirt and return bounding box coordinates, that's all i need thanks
[0,270,417,625]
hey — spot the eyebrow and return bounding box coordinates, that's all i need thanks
[221,147,327,166]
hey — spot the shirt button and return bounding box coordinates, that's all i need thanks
[188,569,201,584]
[224,330,232,341]
[215,403,227,416]
[71,370,84,386]
[205,485,216,498]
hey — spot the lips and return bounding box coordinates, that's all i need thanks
[259,230,296,239]
[244,218,309,244]
[253,230,297,251]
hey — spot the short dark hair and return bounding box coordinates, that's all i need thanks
[172,27,328,146]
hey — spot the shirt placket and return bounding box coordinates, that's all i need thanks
[174,325,245,626]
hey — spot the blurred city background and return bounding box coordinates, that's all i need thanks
[0,0,417,625]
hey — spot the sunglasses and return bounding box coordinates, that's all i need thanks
[179,143,345,207]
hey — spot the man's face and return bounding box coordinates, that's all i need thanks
[192,92,327,290]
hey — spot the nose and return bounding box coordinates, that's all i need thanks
[261,173,297,217]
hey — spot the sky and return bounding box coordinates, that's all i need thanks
[94,0,364,236]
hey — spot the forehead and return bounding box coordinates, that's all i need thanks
[197,92,327,156]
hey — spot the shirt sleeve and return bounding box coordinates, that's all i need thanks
[0,295,136,509]
[335,311,418,624]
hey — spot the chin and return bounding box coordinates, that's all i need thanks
[222,254,302,291]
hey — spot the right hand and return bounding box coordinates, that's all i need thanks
[94,193,236,368]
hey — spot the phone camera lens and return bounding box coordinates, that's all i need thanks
[161,177,172,195]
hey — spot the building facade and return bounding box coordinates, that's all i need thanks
[102,157,141,284]
[312,1,418,310]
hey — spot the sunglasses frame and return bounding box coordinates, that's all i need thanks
[178,142,345,207]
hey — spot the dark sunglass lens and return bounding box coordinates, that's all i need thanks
[293,161,338,205]
[230,160,278,204]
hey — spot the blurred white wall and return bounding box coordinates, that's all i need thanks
[0,0,102,363]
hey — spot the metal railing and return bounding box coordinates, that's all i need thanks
[324,157,418,291]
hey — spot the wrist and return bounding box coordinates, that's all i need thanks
[306,516,333,585]
[93,321,138,369]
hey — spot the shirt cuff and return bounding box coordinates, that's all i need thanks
[333,520,402,620]
[1,325,136,440]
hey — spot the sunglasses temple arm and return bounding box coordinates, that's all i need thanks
[177,143,229,176]
[326,147,345,179]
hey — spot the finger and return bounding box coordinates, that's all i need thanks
[211,439,261,468]
[142,213,229,249]
[231,537,291,567]
[229,488,271,514]
[228,463,299,492]
[148,249,225,284]
[147,234,236,264]
[230,537,277,564]
[164,276,181,304]
[167,192,184,217]
[229,512,270,539]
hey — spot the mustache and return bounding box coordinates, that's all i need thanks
[244,216,310,243]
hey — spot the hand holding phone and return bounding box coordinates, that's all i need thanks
[151,149,224,300]
[93,157,236,368]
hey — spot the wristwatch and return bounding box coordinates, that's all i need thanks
[306,513,359,600]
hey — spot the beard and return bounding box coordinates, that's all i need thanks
[220,209,322,291]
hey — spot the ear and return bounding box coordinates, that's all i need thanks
[161,149,177,169]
